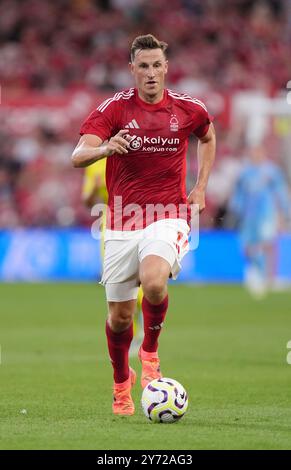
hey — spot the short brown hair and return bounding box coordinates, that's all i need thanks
[130,34,168,62]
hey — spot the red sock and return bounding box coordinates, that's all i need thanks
[142,295,168,353]
[105,321,133,383]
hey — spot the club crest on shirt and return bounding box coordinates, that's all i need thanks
[170,114,179,132]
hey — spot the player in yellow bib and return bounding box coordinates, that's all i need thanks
[82,158,143,356]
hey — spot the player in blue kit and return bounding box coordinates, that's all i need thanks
[230,145,290,296]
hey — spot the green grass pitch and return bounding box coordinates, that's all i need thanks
[1,283,291,450]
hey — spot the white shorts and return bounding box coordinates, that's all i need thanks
[100,218,190,301]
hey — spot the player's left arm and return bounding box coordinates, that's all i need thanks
[274,169,290,216]
[188,122,216,212]
[273,167,291,229]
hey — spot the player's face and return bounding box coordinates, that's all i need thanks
[130,48,168,103]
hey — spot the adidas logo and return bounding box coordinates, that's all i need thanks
[125,119,140,129]
[149,322,164,331]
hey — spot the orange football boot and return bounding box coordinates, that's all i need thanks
[138,347,162,389]
[112,367,136,416]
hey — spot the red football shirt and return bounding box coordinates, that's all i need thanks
[80,88,211,230]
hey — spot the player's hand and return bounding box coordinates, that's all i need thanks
[187,187,206,213]
[102,130,132,156]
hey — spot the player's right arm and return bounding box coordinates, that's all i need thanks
[71,130,131,168]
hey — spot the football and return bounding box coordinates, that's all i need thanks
[141,378,188,423]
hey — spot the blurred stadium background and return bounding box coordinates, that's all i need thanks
[1,0,291,450]
[0,0,291,282]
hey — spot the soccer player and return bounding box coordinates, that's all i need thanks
[230,144,290,297]
[72,34,216,415]
[82,158,108,209]
[82,159,143,355]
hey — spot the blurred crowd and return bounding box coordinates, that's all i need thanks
[0,0,290,228]
[1,0,290,93]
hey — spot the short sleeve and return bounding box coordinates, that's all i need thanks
[80,102,116,141]
[192,102,212,139]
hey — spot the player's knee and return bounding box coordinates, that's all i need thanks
[108,305,133,333]
[141,276,167,304]
[108,314,132,333]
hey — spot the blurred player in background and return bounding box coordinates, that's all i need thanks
[230,144,290,297]
[82,157,108,210]
[72,34,216,416]
[82,159,143,355]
